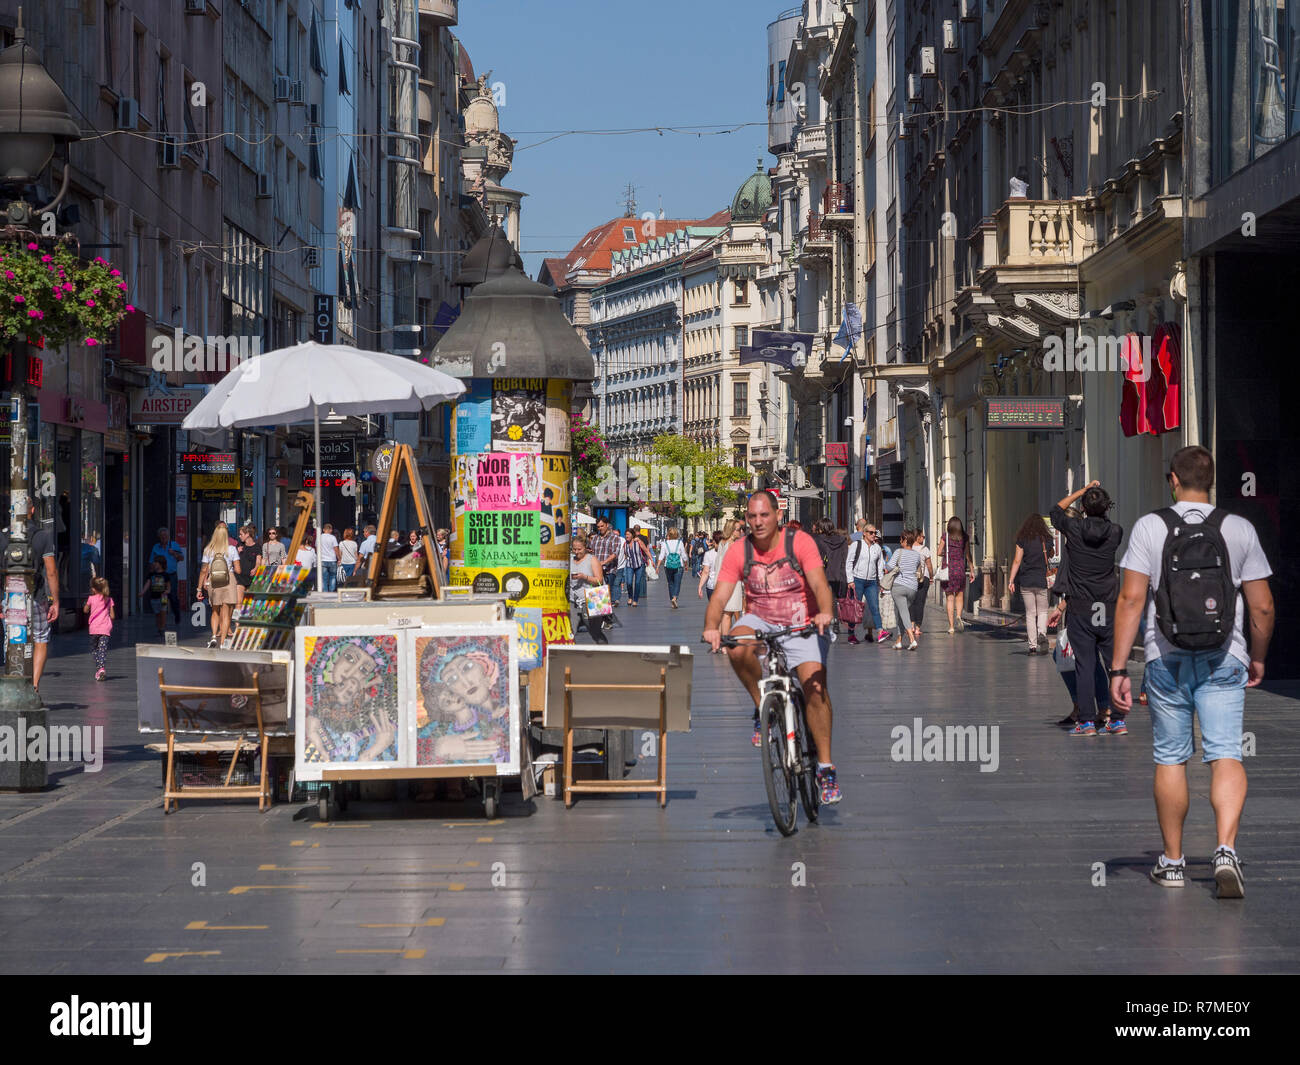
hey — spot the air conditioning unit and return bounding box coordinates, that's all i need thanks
[116,97,139,130]
[899,113,911,139]
[943,20,959,53]
[919,47,936,77]
[159,135,180,168]
[273,75,291,102]
[289,81,305,106]
[960,0,979,22]
[184,0,206,13]
[306,103,320,125]
[255,171,272,198]
[303,246,320,268]
[907,74,922,103]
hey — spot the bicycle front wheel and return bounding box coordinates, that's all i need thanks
[792,688,819,823]
[759,691,798,836]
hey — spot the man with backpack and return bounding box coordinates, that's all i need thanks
[1110,446,1274,898]
[1051,480,1124,737]
[702,491,840,804]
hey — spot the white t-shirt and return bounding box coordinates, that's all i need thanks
[318,532,339,562]
[338,539,359,566]
[1119,501,1272,667]
[701,548,719,587]
[296,546,317,569]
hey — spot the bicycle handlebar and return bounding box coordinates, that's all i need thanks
[708,623,820,647]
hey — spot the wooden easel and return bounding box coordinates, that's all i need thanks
[285,490,315,559]
[561,665,668,808]
[367,443,444,599]
[159,668,270,812]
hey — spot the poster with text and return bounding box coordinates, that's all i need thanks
[545,379,572,451]
[451,454,480,544]
[476,452,543,511]
[463,510,541,569]
[539,454,572,561]
[491,377,545,452]
[514,607,543,671]
[448,564,569,611]
[455,380,492,454]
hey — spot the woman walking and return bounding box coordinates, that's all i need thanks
[570,534,611,643]
[937,516,976,633]
[884,530,925,650]
[657,526,687,607]
[912,529,933,641]
[197,522,241,648]
[815,520,850,633]
[1008,513,1053,654]
[621,529,650,606]
[338,527,359,580]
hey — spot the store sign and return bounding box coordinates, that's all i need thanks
[825,442,849,467]
[985,397,1068,431]
[827,466,849,492]
[130,385,206,424]
[190,472,241,499]
[178,451,237,475]
[304,437,356,482]
[313,295,334,345]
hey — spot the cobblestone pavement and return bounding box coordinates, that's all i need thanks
[2,596,1298,974]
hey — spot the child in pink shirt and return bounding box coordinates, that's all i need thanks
[83,577,115,681]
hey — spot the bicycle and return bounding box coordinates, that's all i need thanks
[715,624,823,836]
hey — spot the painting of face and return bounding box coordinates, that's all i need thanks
[300,632,399,765]
[414,632,516,768]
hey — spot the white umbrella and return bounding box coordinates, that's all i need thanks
[182,341,466,591]
[572,513,597,526]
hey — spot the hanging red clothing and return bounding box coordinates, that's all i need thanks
[1148,322,1181,433]
[1119,332,1150,437]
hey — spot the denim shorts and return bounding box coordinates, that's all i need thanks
[733,614,829,671]
[1145,650,1247,765]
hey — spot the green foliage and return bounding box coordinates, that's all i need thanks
[570,413,610,500]
[648,433,747,516]
[0,236,131,349]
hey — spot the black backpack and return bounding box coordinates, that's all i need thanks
[1154,507,1236,651]
[742,527,806,581]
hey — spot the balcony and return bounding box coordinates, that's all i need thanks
[821,181,853,227]
[797,212,832,263]
[418,0,458,25]
[719,237,768,277]
[983,199,1093,268]
[794,125,827,160]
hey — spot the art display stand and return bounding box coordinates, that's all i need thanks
[230,564,314,650]
[158,667,270,812]
[366,443,445,600]
[560,666,668,808]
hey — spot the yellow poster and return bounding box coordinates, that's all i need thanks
[545,380,572,451]
[447,565,569,611]
[539,454,571,561]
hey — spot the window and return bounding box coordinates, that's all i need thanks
[733,380,748,417]
[309,135,323,182]
[733,278,749,305]
[128,226,141,310]
[768,64,774,105]
[623,226,635,241]
[132,27,144,107]
[155,237,166,323]
[102,1,116,88]
[777,60,787,103]
[339,39,350,95]
[157,53,168,134]
[734,325,748,350]
[735,444,747,469]
[309,7,327,75]
[224,71,237,154]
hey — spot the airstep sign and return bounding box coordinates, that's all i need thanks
[130,386,207,425]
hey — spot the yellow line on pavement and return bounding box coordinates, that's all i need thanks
[144,951,221,963]
[185,921,269,930]
[290,840,305,846]
[228,885,310,895]
[477,837,493,843]
[359,918,446,928]
[336,948,426,959]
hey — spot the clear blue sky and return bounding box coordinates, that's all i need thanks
[456,0,776,276]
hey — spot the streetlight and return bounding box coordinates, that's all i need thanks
[0,9,82,789]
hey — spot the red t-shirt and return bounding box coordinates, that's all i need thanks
[717,530,823,626]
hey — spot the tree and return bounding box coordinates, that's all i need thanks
[647,433,747,523]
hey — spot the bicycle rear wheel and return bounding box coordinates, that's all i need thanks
[759,691,798,836]
[792,689,819,823]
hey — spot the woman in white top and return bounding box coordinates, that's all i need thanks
[296,532,318,573]
[911,529,934,642]
[569,534,610,644]
[197,522,242,648]
[338,527,360,580]
[656,525,687,608]
[885,529,931,651]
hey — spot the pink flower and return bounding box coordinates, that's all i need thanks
[85,299,95,307]
[117,283,126,290]
[26,242,38,251]
[40,255,52,263]
[93,288,100,294]
[64,282,74,291]
[85,338,98,346]
[28,309,39,317]
[3,271,13,280]
[110,269,121,277]
[13,295,23,303]
[53,292,62,301]
[125,304,135,312]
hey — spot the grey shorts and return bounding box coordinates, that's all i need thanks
[733,614,828,671]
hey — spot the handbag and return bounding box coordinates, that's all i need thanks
[934,565,950,583]
[880,568,897,592]
[584,584,613,617]
[837,595,863,625]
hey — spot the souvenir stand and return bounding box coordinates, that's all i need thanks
[293,443,529,821]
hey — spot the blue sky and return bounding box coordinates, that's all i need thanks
[456,0,777,276]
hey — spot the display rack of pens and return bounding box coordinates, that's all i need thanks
[230,565,314,650]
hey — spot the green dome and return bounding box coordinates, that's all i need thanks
[730,160,774,222]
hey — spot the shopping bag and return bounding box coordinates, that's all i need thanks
[837,595,863,625]
[584,584,613,617]
[1054,627,1075,672]
[646,561,659,581]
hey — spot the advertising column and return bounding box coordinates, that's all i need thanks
[449,377,573,658]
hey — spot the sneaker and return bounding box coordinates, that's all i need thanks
[908,641,919,651]
[206,637,218,649]
[752,721,762,748]
[846,635,859,645]
[1149,858,1186,888]
[95,668,106,681]
[1057,714,1079,729]
[1102,719,1128,736]
[1213,847,1244,899]
[816,765,841,805]
[876,630,891,643]
[1069,722,1097,737]
[1027,646,1038,655]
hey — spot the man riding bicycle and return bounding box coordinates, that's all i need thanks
[702,490,840,804]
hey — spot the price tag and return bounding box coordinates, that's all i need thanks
[387,615,422,628]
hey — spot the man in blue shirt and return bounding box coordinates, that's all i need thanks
[149,526,183,624]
